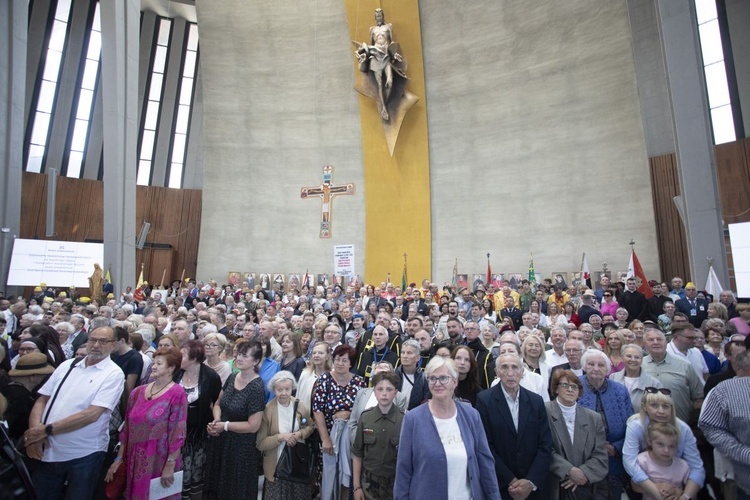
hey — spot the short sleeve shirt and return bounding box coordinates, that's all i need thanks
[38,357,124,462]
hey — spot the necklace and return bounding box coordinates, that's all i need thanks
[148,381,172,400]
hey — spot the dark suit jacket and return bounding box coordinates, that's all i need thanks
[545,401,609,500]
[500,308,523,330]
[71,330,89,352]
[476,385,552,499]
[395,366,430,410]
[619,290,648,322]
[675,297,709,327]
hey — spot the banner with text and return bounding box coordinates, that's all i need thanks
[333,245,355,278]
[7,239,104,288]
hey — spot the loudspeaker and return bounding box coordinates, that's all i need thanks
[46,168,57,237]
[136,222,151,249]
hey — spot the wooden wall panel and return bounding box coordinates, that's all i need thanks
[649,153,691,283]
[714,138,750,225]
[650,138,750,293]
[21,172,201,289]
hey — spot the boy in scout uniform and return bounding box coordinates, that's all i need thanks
[351,371,404,500]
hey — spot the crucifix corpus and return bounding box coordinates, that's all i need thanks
[300,165,355,238]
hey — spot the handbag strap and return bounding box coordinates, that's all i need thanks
[291,399,299,432]
[43,357,83,424]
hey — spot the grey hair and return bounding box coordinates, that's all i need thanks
[89,316,111,331]
[55,321,75,335]
[401,339,420,355]
[424,355,458,379]
[581,347,612,373]
[267,370,298,393]
[550,326,568,338]
[136,326,155,344]
[521,335,546,362]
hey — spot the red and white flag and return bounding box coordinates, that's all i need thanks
[581,254,592,288]
[627,250,653,298]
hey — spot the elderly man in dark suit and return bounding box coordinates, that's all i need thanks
[477,353,552,499]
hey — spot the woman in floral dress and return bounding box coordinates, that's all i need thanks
[106,346,188,500]
[312,344,366,500]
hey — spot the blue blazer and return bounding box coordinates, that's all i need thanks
[476,385,552,499]
[394,400,500,500]
[578,376,633,475]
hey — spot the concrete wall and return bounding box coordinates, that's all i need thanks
[195,0,366,280]
[195,0,660,283]
[726,0,750,135]
[421,0,659,282]
[627,0,676,156]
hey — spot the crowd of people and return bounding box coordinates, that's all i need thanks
[1,273,750,500]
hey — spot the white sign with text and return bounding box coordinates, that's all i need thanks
[7,239,104,288]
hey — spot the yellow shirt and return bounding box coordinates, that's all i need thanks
[494,290,520,311]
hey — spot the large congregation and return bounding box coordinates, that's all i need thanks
[1,274,750,500]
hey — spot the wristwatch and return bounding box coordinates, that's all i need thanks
[45,424,54,436]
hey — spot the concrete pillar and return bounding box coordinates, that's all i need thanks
[657,0,729,286]
[100,0,138,296]
[0,0,27,296]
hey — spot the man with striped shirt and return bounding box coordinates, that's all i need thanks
[699,350,750,499]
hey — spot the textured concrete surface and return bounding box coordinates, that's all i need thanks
[727,0,750,135]
[195,0,660,282]
[420,0,659,282]
[195,0,366,280]
[627,0,676,157]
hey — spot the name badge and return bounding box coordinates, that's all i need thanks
[690,309,697,316]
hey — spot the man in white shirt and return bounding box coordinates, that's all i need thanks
[546,327,568,367]
[24,326,124,500]
[667,325,709,382]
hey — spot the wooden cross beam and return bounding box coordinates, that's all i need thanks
[300,165,355,238]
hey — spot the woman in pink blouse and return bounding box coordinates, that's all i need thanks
[107,346,188,500]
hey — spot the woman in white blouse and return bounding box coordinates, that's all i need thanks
[296,341,330,409]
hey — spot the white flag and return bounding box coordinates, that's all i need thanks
[705,265,724,301]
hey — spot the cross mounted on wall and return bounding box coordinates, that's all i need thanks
[300,165,355,238]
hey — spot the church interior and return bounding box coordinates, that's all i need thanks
[1,0,750,297]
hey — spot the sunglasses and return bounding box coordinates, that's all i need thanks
[644,387,671,396]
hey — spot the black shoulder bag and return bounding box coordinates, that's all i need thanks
[274,400,313,483]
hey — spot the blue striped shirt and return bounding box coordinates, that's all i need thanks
[699,377,750,494]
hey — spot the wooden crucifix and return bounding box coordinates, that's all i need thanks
[300,165,355,238]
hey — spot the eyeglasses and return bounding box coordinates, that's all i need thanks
[603,294,612,297]
[88,338,115,345]
[558,382,578,391]
[644,387,671,396]
[564,348,583,353]
[427,375,452,385]
[205,344,221,349]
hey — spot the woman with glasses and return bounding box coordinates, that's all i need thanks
[203,340,266,499]
[623,387,704,500]
[394,356,499,500]
[312,344,366,500]
[578,348,634,499]
[545,369,608,499]
[203,333,231,385]
[175,340,221,499]
[600,291,619,318]
[610,344,662,413]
